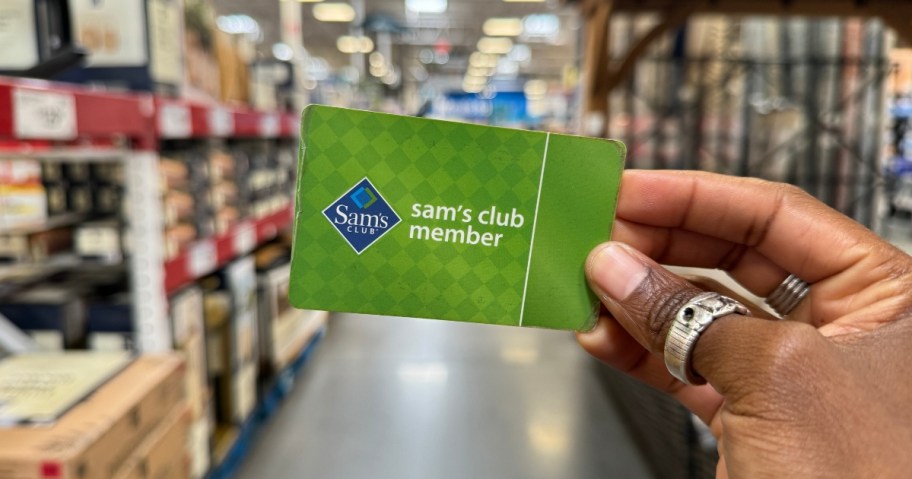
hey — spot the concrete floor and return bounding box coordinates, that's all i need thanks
[237,313,653,479]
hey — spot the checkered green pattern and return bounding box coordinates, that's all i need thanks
[291,105,545,326]
[290,105,625,330]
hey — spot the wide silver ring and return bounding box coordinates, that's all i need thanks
[664,292,750,385]
[765,274,810,317]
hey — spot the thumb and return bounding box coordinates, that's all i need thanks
[586,242,831,399]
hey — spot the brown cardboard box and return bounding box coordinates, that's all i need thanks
[0,355,185,479]
[112,404,191,479]
[182,334,209,419]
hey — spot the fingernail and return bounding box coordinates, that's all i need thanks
[588,243,649,301]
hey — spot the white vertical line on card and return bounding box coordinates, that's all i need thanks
[519,132,550,327]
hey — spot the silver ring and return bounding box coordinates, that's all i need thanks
[664,292,750,385]
[765,274,810,317]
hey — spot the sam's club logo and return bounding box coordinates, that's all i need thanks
[324,178,400,254]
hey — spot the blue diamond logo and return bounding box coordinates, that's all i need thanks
[323,178,401,254]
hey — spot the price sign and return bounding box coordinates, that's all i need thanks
[158,103,191,138]
[233,222,256,255]
[208,107,234,137]
[259,113,280,137]
[13,89,77,140]
[188,241,216,277]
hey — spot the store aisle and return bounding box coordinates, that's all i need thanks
[238,314,653,479]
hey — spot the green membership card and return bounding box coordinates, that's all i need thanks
[289,105,625,331]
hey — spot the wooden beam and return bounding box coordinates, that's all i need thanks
[881,15,912,45]
[602,7,692,95]
[583,0,613,124]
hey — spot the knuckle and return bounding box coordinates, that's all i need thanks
[759,322,826,380]
[774,181,810,201]
[626,268,702,353]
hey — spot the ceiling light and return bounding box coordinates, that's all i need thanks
[496,59,519,76]
[291,0,324,2]
[483,18,523,37]
[272,43,294,61]
[405,0,447,13]
[477,37,513,55]
[468,52,498,68]
[524,79,548,98]
[216,15,260,35]
[464,75,487,85]
[336,35,373,53]
[418,49,435,64]
[467,66,490,77]
[503,0,545,2]
[523,14,560,38]
[370,64,388,77]
[508,44,532,62]
[314,3,356,22]
[369,52,385,67]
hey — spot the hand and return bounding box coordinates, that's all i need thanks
[578,170,912,478]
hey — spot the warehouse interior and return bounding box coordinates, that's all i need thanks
[1,1,911,478]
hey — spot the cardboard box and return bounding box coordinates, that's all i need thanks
[112,404,191,479]
[182,334,208,419]
[257,264,326,371]
[170,286,204,348]
[0,352,132,424]
[0,355,186,479]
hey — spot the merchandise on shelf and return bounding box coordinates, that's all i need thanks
[0,287,86,350]
[56,0,184,94]
[248,60,296,111]
[85,292,132,351]
[169,285,210,421]
[0,159,47,231]
[0,0,76,74]
[75,220,123,263]
[183,0,219,101]
[0,224,73,263]
[202,256,259,426]
[188,408,213,479]
[256,244,325,373]
[0,354,185,479]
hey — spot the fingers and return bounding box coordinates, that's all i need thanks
[613,219,787,297]
[586,241,708,352]
[617,170,879,284]
[586,241,834,402]
[577,312,724,424]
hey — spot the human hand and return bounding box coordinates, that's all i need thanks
[578,170,912,478]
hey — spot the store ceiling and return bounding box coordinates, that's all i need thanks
[216,0,580,82]
[301,0,579,81]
